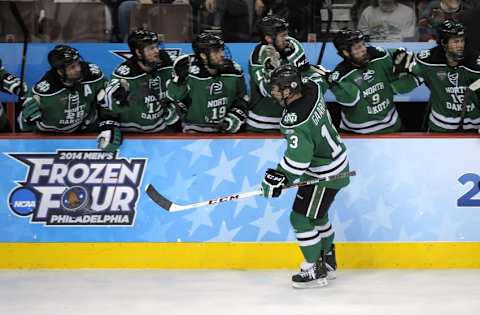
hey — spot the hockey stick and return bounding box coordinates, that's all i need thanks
[458,78,480,131]
[146,170,356,212]
[317,0,333,65]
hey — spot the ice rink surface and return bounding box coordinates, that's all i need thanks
[0,270,479,315]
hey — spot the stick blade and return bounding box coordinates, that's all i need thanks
[145,184,173,211]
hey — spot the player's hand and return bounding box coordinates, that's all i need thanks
[223,107,246,133]
[97,120,122,152]
[262,168,287,198]
[172,54,190,83]
[105,79,129,108]
[327,71,340,87]
[264,45,281,70]
[163,102,180,126]
[392,48,414,74]
[21,95,42,123]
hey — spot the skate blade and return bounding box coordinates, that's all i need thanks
[292,278,328,289]
[327,270,336,280]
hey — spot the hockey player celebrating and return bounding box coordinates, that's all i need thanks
[261,65,350,289]
[0,58,27,131]
[98,30,180,146]
[247,15,328,132]
[18,45,107,133]
[166,32,248,133]
[393,20,480,132]
[329,29,422,134]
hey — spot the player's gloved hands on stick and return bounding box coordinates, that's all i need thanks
[21,95,42,123]
[105,78,129,108]
[262,168,287,198]
[172,54,190,84]
[97,120,122,152]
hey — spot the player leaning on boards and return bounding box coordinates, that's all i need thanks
[97,30,181,152]
[18,45,108,134]
[247,15,330,132]
[166,32,249,133]
[261,65,350,289]
[329,30,422,134]
[0,58,27,131]
[393,20,480,132]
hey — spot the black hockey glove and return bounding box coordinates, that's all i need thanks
[262,168,287,198]
[172,54,190,84]
[223,107,246,133]
[103,78,129,108]
[392,48,414,74]
[97,120,122,152]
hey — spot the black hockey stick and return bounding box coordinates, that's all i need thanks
[9,1,29,132]
[317,0,333,65]
[146,170,356,212]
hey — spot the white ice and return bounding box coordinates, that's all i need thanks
[0,270,479,315]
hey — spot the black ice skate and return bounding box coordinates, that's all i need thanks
[291,258,328,289]
[325,244,337,280]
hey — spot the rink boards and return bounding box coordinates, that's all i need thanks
[0,133,479,268]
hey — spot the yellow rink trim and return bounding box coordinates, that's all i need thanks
[1,242,480,269]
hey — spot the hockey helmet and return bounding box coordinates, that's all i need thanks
[48,45,81,70]
[437,20,465,44]
[270,64,303,94]
[259,15,289,38]
[128,29,159,55]
[333,29,366,54]
[192,32,225,56]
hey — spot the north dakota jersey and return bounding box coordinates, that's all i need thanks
[411,46,480,131]
[19,62,107,132]
[331,46,421,134]
[102,54,174,132]
[167,56,248,132]
[247,37,313,132]
[277,80,350,190]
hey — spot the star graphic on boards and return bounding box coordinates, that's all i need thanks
[250,203,285,240]
[249,139,284,172]
[205,151,242,191]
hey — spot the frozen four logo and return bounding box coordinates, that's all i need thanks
[7,150,147,226]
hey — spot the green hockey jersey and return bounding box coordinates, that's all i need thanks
[331,46,421,134]
[19,62,107,133]
[411,46,480,132]
[0,58,22,131]
[101,53,176,132]
[277,80,350,190]
[247,37,318,132]
[167,56,249,133]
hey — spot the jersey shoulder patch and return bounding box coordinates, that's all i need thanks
[189,58,211,78]
[415,47,445,65]
[113,59,143,78]
[82,62,104,82]
[33,71,64,95]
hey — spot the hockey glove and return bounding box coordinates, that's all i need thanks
[163,102,180,126]
[223,107,246,133]
[262,168,287,198]
[327,71,340,87]
[263,45,281,71]
[21,95,42,123]
[172,54,190,84]
[392,48,414,74]
[97,120,122,152]
[105,79,130,109]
